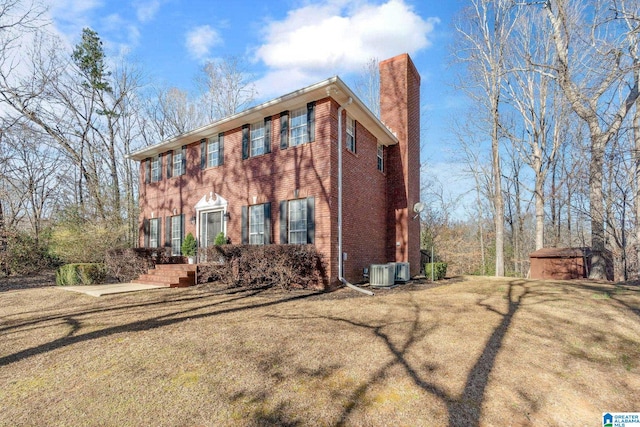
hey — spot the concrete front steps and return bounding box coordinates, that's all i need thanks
[132,263,197,288]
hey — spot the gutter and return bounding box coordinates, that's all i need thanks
[337,99,374,296]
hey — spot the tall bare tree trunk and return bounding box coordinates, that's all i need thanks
[635,104,640,277]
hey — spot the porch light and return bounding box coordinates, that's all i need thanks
[190,216,196,224]
[223,212,231,220]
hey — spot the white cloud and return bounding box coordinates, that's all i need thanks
[47,0,103,48]
[135,0,162,23]
[186,25,222,60]
[254,0,439,97]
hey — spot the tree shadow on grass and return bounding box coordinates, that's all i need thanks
[561,281,640,319]
[320,280,534,427]
[0,284,275,334]
[0,286,319,368]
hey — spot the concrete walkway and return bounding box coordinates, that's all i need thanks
[59,283,166,297]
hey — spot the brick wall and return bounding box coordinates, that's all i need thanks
[340,107,388,282]
[138,53,421,287]
[139,98,335,286]
[380,54,422,276]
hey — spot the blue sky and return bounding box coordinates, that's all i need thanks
[47,0,471,206]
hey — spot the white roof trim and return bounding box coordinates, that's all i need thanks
[127,76,398,160]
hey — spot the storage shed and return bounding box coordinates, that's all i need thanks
[529,247,591,280]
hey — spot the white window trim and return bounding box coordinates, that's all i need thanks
[288,199,307,245]
[171,215,182,255]
[151,156,161,182]
[172,150,183,176]
[377,144,384,172]
[249,204,265,245]
[346,116,355,152]
[207,136,220,167]
[250,121,265,157]
[149,218,159,248]
[289,107,308,147]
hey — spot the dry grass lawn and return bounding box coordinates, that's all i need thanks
[1,275,639,426]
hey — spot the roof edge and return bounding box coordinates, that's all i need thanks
[127,76,397,161]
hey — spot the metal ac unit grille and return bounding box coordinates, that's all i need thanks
[370,264,394,287]
[393,262,410,283]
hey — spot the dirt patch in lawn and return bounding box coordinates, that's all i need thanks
[1,276,639,426]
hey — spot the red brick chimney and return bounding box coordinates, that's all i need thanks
[379,53,421,276]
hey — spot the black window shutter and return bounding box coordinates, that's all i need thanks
[180,214,185,255]
[218,133,224,166]
[353,120,357,153]
[200,139,206,169]
[143,219,150,247]
[242,125,249,159]
[280,111,289,149]
[241,206,248,244]
[264,202,271,244]
[145,159,151,184]
[307,196,315,244]
[181,146,187,175]
[158,153,163,180]
[307,101,316,143]
[166,151,173,179]
[264,116,272,154]
[279,200,288,244]
[165,217,171,248]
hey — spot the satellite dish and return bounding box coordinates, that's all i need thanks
[413,202,425,214]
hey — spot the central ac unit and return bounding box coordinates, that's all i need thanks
[370,264,394,287]
[390,262,410,283]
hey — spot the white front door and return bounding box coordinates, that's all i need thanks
[200,210,223,248]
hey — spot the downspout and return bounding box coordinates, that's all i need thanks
[338,98,374,296]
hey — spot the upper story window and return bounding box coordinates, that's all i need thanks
[377,144,384,172]
[280,102,315,150]
[201,133,224,169]
[173,148,185,176]
[151,155,162,182]
[346,116,356,153]
[290,107,309,147]
[166,146,186,179]
[250,121,266,157]
[208,137,220,167]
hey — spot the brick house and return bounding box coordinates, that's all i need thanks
[128,53,421,287]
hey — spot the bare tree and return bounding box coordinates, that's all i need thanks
[354,57,380,118]
[454,0,521,276]
[537,0,640,279]
[504,6,568,251]
[195,55,257,121]
[140,86,204,143]
[0,124,63,242]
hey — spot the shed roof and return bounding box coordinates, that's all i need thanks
[529,247,591,258]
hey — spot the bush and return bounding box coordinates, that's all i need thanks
[425,262,448,281]
[49,217,128,264]
[198,244,327,290]
[181,233,197,257]
[214,232,226,246]
[0,230,60,276]
[56,263,106,286]
[104,248,183,283]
